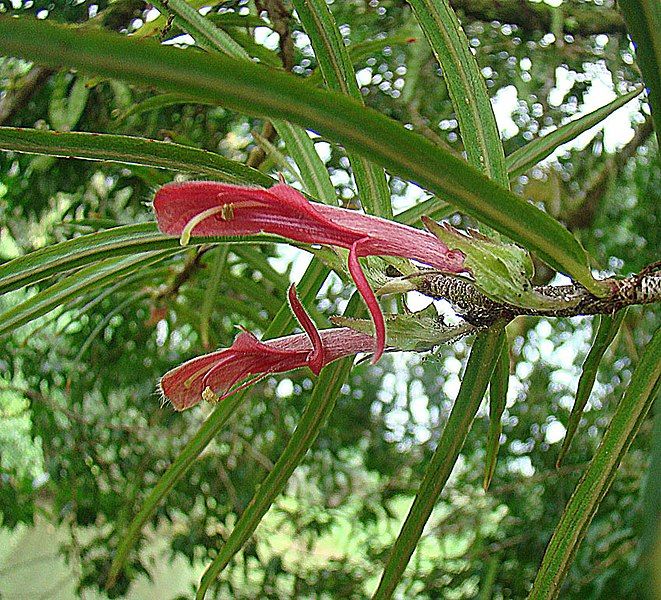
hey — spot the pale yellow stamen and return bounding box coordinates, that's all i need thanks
[202,386,220,404]
[220,203,234,221]
[179,205,230,246]
[183,364,213,389]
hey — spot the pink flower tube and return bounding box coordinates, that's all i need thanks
[159,286,374,410]
[153,181,466,361]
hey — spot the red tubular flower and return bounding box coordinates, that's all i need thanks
[153,181,466,361]
[159,285,374,411]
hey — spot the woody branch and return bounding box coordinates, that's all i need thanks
[412,261,661,328]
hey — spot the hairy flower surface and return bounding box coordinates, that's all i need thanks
[154,181,466,361]
[159,285,374,410]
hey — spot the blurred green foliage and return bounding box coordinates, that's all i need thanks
[0,0,658,598]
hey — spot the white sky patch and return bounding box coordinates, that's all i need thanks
[268,245,312,282]
[144,7,160,22]
[162,34,196,46]
[491,85,520,139]
[254,26,280,50]
[493,65,641,155]
[313,139,332,163]
[356,67,373,87]
[545,420,566,444]
[276,378,294,397]
[508,456,535,477]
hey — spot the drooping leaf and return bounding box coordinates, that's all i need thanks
[0,17,604,294]
[556,309,628,467]
[506,87,644,177]
[372,327,505,598]
[529,326,661,600]
[0,127,272,186]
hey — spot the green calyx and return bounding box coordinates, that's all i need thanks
[332,304,474,352]
[421,217,573,310]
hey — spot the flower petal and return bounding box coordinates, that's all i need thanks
[288,284,325,375]
[348,238,386,363]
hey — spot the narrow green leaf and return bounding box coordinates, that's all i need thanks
[528,326,661,600]
[556,309,627,467]
[619,1,661,146]
[292,0,392,217]
[276,123,337,204]
[107,256,330,587]
[637,392,661,592]
[394,196,455,227]
[200,246,229,349]
[506,88,644,178]
[0,127,272,186]
[0,222,278,295]
[150,0,246,57]
[0,251,174,336]
[0,18,601,292]
[484,336,509,490]
[197,316,358,598]
[49,73,90,131]
[114,92,218,122]
[372,327,505,599]
[206,12,272,30]
[407,0,508,188]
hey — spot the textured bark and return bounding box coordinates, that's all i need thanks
[246,0,295,168]
[414,262,661,327]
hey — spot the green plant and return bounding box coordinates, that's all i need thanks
[0,1,658,598]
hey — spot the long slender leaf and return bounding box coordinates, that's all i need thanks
[199,246,230,349]
[484,336,510,490]
[0,127,271,185]
[394,196,455,226]
[0,251,174,336]
[619,1,661,145]
[0,223,278,295]
[506,87,644,178]
[150,0,245,57]
[114,92,218,122]
[276,123,337,204]
[372,327,505,599]
[637,391,661,594]
[292,0,392,217]
[407,0,508,188]
[556,309,627,467]
[0,17,603,294]
[528,326,661,600]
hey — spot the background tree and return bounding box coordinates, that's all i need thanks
[0,0,658,598]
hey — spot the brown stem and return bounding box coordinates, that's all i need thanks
[246,0,296,169]
[413,263,661,327]
[154,246,210,302]
[0,66,53,126]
